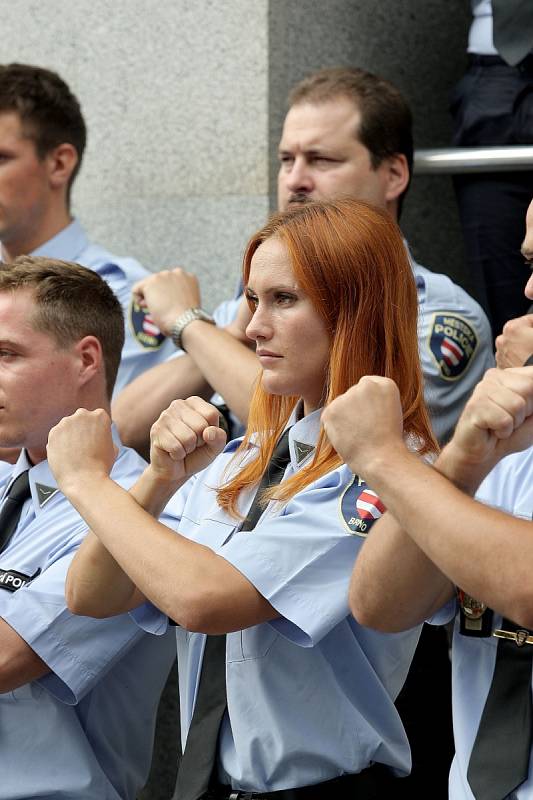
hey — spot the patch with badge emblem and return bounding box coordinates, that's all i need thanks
[429,313,478,380]
[129,300,166,349]
[339,475,386,537]
[458,588,493,636]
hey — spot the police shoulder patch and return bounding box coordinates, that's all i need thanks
[129,300,166,349]
[339,475,386,537]
[428,313,478,381]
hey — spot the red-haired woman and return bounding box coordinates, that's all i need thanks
[48,198,437,800]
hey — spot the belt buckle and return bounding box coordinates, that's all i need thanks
[493,628,533,647]
[229,793,254,800]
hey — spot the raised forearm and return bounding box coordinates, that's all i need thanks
[181,320,259,425]
[350,510,454,631]
[62,474,274,632]
[361,450,533,626]
[112,356,212,456]
[66,530,145,618]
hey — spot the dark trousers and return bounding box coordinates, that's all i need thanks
[450,55,533,338]
[394,624,454,800]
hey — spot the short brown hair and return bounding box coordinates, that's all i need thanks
[0,63,86,204]
[0,256,124,398]
[289,67,413,211]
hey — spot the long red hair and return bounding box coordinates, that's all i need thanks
[217,198,437,517]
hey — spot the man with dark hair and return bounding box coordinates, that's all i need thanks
[0,255,174,798]
[0,63,175,397]
[114,66,493,455]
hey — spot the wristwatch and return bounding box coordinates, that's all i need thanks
[171,307,215,351]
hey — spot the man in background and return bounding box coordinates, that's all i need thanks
[114,66,493,453]
[0,62,176,399]
[0,256,174,798]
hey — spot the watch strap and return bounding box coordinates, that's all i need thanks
[171,307,215,351]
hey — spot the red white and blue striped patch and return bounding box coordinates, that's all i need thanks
[429,314,478,380]
[129,300,166,349]
[339,476,386,537]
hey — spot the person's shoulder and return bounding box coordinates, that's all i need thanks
[476,446,533,515]
[414,262,488,321]
[80,241,150,284]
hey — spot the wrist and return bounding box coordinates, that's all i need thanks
[350,442,411,487]
[435,442,491,495]
[171,308,215,351]
[59,470,112,504]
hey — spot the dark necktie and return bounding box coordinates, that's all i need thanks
[492,0,533,67]
[0,470,31,554]
[467,617,533,800]
[173,429,292,800]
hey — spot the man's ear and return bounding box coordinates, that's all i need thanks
[382,153,410,205]
[75,335,103,388]
[46,143,79,191]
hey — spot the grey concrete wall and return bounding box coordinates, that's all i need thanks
[1,0,270,312]
[269,0,472,291]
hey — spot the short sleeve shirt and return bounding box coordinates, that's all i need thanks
[0,437,175,799]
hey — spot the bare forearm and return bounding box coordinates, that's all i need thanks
[181,321,259,425]
[361,450,533,626]
[66,530,146,618]
[67,467,186,618]
[0,620,49,692]
[112,356,212,456]
[350,512,454,631]
[62,474,273,632]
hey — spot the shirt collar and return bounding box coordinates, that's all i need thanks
[286,405,321,468]
[243,403,322,470]
[31,218,89,261]
[3,422,122,514]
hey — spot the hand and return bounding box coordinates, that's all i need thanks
[132,268,202,336]
[495,314,533,368]
[149,396,227,484]
[441,367,533,490]
[224,296,254,345]
[322,376,405,479]
[47,408,117,494]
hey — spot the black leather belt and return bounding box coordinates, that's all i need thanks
[205,764,396,799]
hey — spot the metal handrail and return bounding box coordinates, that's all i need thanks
[414,145,533,174]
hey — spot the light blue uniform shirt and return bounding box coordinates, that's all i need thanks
[28,219,177,396]
[0,437,175,799]
[412,255,494,444]
[433,448,533,799]
[134,408,421,792]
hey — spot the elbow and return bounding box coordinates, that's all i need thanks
[349,585,391,632]
[0,660,10,693]
[349,583,418,634]
[65,577,112,620]
[351,599,405,633]
[166,586,227,635]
